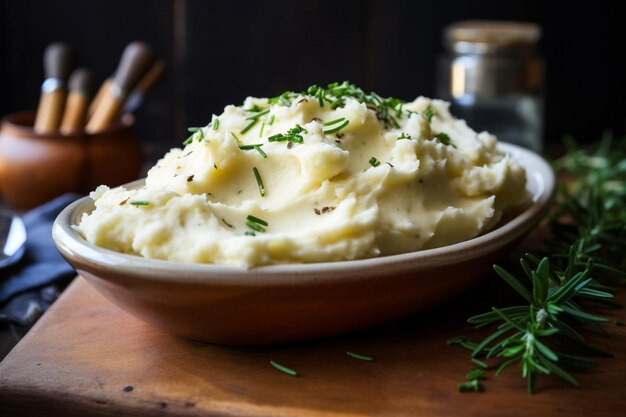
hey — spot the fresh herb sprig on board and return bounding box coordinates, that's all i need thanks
[451,134,626,393]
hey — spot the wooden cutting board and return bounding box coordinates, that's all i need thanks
[1,272,625,417]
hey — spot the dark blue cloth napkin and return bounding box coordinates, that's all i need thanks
[0,194,79,325]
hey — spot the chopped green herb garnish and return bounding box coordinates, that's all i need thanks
[239,143,267,158]
[323,117,346,126]
[434,132,455,147]
[246,214,268,226]
[252,167,265,197]
[246,104,264,112]
[279,96,291,106]
[346,351,374,362]
[269,81,406,129]
[187,127,202,132]
[231,132,241,144]
[247,108,270,120]
[369,157,381,167]
[246,220,266,233]
[466,369,486,381]
[423,106,436,122]
[270,360,299,377]
[254,145,267,158]
[458,379,481,392]
[241,119,258,134]
[268,124,307,143]
[212,115,219,130]
[268,115,275,125]
[238,143,263,150]
[323,119,349,135]
[182,134,194,146]
[397,133,411,140]
[130,201,150,206]
[243,231,255,236]
[259,122,266,138]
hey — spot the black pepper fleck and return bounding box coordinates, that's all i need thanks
[287,141,293,149]
[160,402,168,409]
[123,385,134,393]
[314,208,321,215]
[187,175,194,182]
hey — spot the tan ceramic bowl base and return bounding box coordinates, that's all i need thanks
[53,143,555,345]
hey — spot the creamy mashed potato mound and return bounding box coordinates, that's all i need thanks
[76,83,531,267]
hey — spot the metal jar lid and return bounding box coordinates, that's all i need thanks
[441,20,543,97]
[445,20,541,54]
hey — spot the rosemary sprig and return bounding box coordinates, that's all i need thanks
[452,134,626,393]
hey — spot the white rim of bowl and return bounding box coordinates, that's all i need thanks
[53,143,555,284]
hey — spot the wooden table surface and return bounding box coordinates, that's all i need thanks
[1,269,625,416]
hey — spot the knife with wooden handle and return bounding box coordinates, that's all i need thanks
[86,42,155,133]
[60,69,94,134]
[123,59,165,114]
[34,43,74,133]
[88,77,113,119]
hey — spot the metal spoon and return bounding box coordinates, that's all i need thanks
[0,210,27,269]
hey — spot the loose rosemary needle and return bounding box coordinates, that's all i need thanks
[270,360,299,377]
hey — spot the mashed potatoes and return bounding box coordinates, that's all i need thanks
[75,82,530,267]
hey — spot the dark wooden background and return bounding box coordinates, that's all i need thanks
[1,0,625,159]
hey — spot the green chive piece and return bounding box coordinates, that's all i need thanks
[279,96,291,107]
[323,117,346,127]
[238,143,263,150]
[270,360,299,377]
[259,122,266,138]
[268,115,275,125]
[434,132,456,147]
[241,119,258,134]
[458,379,481,392]
[247,108,270,120]
[246,214,268,226]
[130,201,150,206]
[231,132,241,144]
[423,106,436,122]
[346,351,374,362]
[243,231,256,236]
[187,127,201,132]
[182,134,194,146]
[466,368,487,381]
[247,104,263,112]
[246,220,266,232]
[255,145,267,158]
[323,119,349,135]
[253,167,265,197]
[397,133,411,140]
[212,115,219,130]
[369,157,381,167]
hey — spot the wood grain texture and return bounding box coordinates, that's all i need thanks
[0,275,625,416]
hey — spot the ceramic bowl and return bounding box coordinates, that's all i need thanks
[53,143,554,345]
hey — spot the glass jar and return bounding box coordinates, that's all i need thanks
[436,20,544,152]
